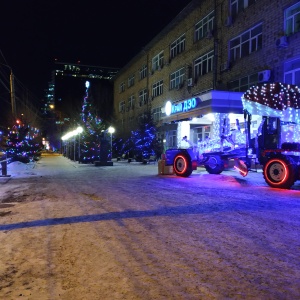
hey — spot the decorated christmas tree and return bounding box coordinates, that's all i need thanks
[123,110,162,161]
[6,119,42,163]
[79,81,107,163]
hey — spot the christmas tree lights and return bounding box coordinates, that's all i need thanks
[242,82,300,122]
[6,120,42,163]
[79,81,107,163]
[122,110,162,161]
[242,82,300,143]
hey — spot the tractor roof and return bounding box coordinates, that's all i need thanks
[242,82,300,123]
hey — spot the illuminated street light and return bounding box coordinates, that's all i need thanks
[108,126,115,161]
[61,126,84,161]
[76,126,83,162]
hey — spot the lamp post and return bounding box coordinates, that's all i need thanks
[76,126,83,162]
[108,126,115,161]
[73,135,76,161]
[61,126,84,161]
[1,64,16,118]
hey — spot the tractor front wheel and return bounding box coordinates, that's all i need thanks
[204,155,224,174]
[173,152,193,177]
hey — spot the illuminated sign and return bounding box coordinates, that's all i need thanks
[165,98,199,116]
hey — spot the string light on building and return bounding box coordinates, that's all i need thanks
[242,82,300,123]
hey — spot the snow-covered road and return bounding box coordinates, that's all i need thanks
[0,154,299,299]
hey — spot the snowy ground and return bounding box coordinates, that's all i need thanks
[0,154,299,299]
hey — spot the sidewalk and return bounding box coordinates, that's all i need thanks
[0,161,36,177]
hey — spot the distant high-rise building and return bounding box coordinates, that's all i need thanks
[43,61,119,150]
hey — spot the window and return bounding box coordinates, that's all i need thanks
[128,75,135,87]
[127,95,135,111]
[166,130,177,148]
[194,11,214,42]
[152,51,164,71]
[139,89,148,106]
[152,80,163,98]
[229,23,262,62]
[284,58,300,86]
[285,2,300,35]
[119,100,125,113]
[230,0,256,19]
[119,82,125,93]
[228,73,258,92]
[170,68,185,89]
[152,107,161,123]
[194,50,214,79]
[195,126,211,142]
[170,35,186,59]
[139,65,148,80]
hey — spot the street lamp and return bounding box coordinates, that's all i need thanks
[108,126,115,161]
[61,126,84,161]
[76,126,83,162]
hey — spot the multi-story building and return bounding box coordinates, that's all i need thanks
[113,0,300,151]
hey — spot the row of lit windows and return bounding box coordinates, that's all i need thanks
[118,10,215,93]
[118,1,300,116]
[118,4,262,94]
[120,0,300,91]
[120,60,300,115]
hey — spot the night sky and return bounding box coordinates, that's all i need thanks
[1,0,191,100]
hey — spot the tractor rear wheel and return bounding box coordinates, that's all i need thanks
[263,156,296,189]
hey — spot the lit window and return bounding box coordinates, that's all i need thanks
[230,0,256,19]
[128,75,135,87]
[228,73,259,92]
[229,23,262,62]
[127,95,135,111]
[194,50,214,79]
[284,58,300,86]
[152,51,164,71]
[119,82,125,93]
[166,130,177,148]
[170,35,186,59]
[152,80,163,98]
[139,89,148,106]
[194,11,214,41]
[139,65,148,80]
[285,2,300,35]
[170,68,185,89]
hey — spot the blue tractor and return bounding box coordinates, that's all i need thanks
[165,83,300,189]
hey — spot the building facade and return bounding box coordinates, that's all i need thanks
[113,0,300,151]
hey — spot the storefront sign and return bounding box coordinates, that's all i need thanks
[165,98,199,116]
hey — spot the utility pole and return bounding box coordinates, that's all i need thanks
[10,69,16,118]
[213,0,218,90]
